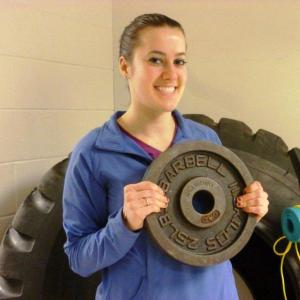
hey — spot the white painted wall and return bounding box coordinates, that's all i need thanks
[0,1,113,238]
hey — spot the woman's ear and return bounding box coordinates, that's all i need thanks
[119,56,130,79]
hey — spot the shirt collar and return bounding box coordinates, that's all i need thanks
[94,110,190,157]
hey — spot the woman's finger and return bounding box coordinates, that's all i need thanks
[125,181,165,195]
[236,193,269,208]
[243,180,262,193]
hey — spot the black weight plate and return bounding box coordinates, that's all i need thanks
[144,141,256,266]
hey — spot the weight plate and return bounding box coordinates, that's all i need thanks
[144,141,256,266]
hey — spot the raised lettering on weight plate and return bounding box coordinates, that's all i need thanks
[187,237,199,250]
[207,156,220,170]
[158,180,170,193]
[225,208,242,231]
[228,181,241,198]
[196,154,208,167]
[216,163,226,177]
[205,230,230,252]
[172,159,186,174]
[169,224,200,250]
[165,169,177,183]
[228,218,241,231]
[216,230,229,246]
[205,209,242,252]
[206,237,217,251]
[158,213,172,228]
[201,210,220,224]
[174,230,189,247]
[184,155,196,168]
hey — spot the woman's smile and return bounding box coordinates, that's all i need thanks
[154,85,177,98]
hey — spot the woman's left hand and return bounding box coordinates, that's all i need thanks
[236,181,269,222]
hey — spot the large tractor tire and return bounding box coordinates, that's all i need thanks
[0,114,299,299]
[0,159,100,300]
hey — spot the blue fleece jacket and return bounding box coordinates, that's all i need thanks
[63,111,239,300]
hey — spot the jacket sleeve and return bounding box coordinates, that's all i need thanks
[63,148,140,277]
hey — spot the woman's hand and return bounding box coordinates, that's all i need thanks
[236,181,269,222]
[123,181,169,231]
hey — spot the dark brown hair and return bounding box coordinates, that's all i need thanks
[119,13,185,62]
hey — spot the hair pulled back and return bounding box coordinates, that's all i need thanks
[119,13,185,62]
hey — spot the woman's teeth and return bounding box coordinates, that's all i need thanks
[156,86,176,93]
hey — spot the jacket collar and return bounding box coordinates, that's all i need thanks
[94,110,190,158]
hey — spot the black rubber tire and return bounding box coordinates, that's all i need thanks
[0,158,100,300]
[184,114,300,300]
[0,115,299,300]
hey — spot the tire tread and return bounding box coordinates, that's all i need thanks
[0,159,68,299]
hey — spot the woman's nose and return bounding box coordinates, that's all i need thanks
[162,63,177,80]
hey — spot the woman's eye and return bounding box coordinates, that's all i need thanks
[149,57,163,65]
[174,59,187,66]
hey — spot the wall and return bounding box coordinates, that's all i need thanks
[0,1,113,239]
[113,0,300,149]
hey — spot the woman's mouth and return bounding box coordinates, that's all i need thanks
[155,86,177,94]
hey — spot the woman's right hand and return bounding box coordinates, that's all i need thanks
[122,181,169,231]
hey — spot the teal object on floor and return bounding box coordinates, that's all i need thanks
[281,206,300,242]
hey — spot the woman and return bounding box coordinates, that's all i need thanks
[63,13,269,300]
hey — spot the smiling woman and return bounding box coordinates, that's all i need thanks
[118,25,187,151]
[62,13,269,300]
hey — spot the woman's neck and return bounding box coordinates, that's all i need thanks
[117,106,176,152]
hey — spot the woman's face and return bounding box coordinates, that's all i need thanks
[120,26,187,114]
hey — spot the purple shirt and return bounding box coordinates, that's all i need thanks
[119,124,177,159]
